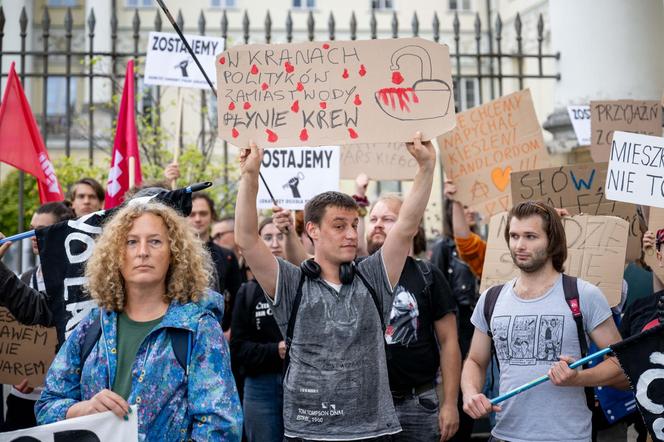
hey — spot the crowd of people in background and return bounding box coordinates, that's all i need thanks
[0,133,661,441]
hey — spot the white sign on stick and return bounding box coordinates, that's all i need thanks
[567,105,591,146]
[605,131,664,208]
[257,146,340,210]
[144,32,224,89]
[0,406,138,441]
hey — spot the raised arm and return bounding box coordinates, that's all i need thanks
[381,132,436,287]
[444,180,472,239]
[234,143,279,297]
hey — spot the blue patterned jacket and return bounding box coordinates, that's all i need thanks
[35,292,242,441]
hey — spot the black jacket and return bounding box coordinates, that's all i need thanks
[230,280,284,377]
[0,261,55,330]
[206,241,242,331]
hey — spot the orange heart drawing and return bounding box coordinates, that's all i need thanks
[491,166,512,192]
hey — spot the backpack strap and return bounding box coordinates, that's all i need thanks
[80,314,102,365]
[168,328,193,376]
[354,266,385,332]
[284,272,307,374]
[484,284,505,339]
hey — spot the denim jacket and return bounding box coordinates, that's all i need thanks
[35,292,242,441]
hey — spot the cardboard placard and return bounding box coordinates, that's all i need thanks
[480,214,628,307]
[257,146,340,209]
[567,105,591,146]
[340,142,417,180]
[643,207,664,285]
[511,163,641,261]
[589,100,661,162]
[216,37,455,147]
[0,307,57,386]
[605,131,664,209]
[144,32,225,89]
[438,89,551,217]
[0,406,138,442]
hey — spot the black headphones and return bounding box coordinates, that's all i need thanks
[300,258,355,285]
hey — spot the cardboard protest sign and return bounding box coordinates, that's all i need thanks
[511,163,641,261]
[643,207,664,285]
[216,37,455,147]
[0,406,138,441]
[144,32,224,89]
[0,307,57,386]
[340,142,417,180]
[590,100,661,162]
[567,105,591,146]
[605,131,664,209]
[480,213,628,307]
[438,89,551,217]
[257,146,340,209]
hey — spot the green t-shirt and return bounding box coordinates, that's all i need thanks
[112,312,164,400]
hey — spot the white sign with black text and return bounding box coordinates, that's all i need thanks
[257,146,340,210]
[144,32,224,89]
[0,406,138,441]
[567,105,591,146]
[605,131,664,208]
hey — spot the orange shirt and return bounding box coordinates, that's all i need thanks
[454,233,486,279]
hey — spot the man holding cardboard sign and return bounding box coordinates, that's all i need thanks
[461,202,622,442]
[234,133,435,440]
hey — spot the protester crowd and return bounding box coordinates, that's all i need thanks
[0,131,662,442]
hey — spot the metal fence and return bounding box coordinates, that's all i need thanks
[0,5,559,272]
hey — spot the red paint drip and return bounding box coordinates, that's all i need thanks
[219,56,226,65]
[243,102,252,110]
[250,64,259,75]
[320,101,327,109]
[353,94,362,106]
[261,82,269,90]
[359,64,367,77]
[266,129,278,143]
[323,43,330,49]
[299,128,309,141]
[228,102,235,111]
[291,100,299,113]
[232,127,239,138]
[342,68,349,79]
[391,71,404,85]
[376,88,419,112]
[284,61,295,73]
[296,82,304,92]
[348,128,359,139]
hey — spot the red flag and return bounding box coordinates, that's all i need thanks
[104,60,142,209]
[0,62,64,203]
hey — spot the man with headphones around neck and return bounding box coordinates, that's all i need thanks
[235,133,436,441]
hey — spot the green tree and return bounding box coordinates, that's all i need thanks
[0,172,40,235]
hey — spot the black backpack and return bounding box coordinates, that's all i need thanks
[483,274,594,409]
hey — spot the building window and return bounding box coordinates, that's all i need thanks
[449,0,471,11]
[371,0,393,10]
[452,78,479,111]
[292,0,316,9]
[126,0,153,7]
[47,0,78,6]
[211,0,236,7]
[45,77,77,135]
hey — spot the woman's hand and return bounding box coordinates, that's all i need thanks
[66,389,131,420]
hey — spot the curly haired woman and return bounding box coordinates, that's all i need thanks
[35,201,242,441]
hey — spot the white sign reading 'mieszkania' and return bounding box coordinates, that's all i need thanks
[144,32,224,89]
[257,146,340,210]
[605,131,664,208]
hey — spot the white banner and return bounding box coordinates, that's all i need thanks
[0,406,138,441]
[144,32,224,89]
[567,105,591,146]
[257,146,340,210]
[605,131,664,208]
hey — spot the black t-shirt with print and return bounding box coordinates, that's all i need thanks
[620,291,661,337]
[385,257,457,392]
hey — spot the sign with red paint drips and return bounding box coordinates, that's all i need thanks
[257,146,340,209]
[216,37,455,147]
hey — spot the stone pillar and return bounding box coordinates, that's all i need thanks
[543,0,664,154]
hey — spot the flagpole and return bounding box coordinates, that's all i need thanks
[490,346,613,405]
[0,230,36,245]
[155,0,279,206]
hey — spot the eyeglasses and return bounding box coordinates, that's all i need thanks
[212,231,233,241]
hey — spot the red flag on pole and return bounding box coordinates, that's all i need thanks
[104,59,142,209]
[0,62,64,203]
